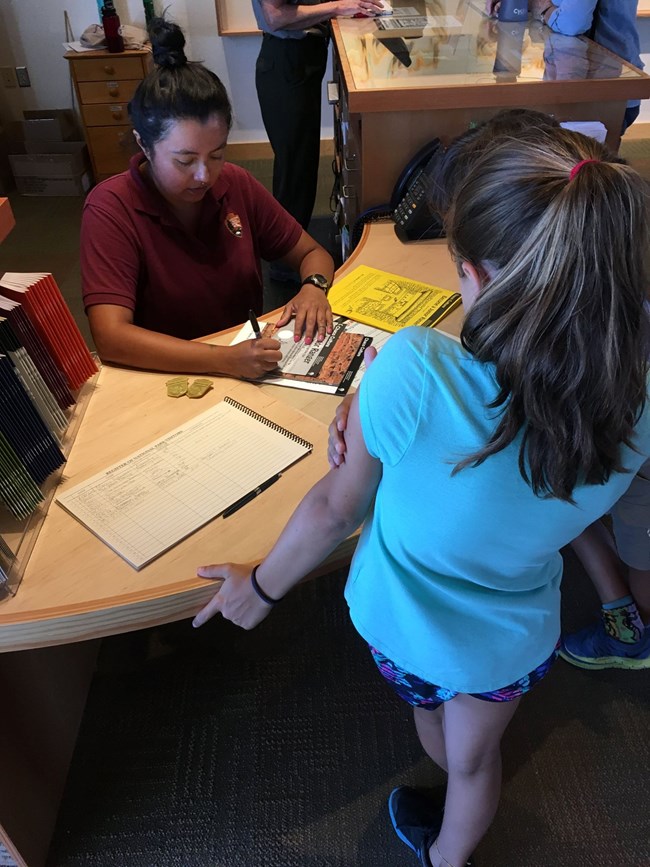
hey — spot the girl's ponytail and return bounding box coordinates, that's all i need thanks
[446,130,649,501]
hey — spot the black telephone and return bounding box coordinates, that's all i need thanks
[391,139,444,243]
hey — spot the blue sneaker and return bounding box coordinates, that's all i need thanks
[560,621,650,670]
[388,786,443,855]
[388,786,476,865]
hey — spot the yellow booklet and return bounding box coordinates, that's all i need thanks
[328,265,462,333]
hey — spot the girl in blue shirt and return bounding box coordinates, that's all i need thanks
[192,128,650,867]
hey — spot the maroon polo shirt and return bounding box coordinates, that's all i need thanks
[81,154,302,340]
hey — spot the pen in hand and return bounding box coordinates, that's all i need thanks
[222,473,281,518]
[249,309,262,340]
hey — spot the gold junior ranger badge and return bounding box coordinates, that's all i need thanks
[225,212,243,238]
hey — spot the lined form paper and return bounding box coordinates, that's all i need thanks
[56,398,312,570]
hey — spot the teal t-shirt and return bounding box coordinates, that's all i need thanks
[345,327,650,693]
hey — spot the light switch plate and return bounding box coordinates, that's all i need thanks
[15,66,31,88]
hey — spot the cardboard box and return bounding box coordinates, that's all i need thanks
[9,141,90,196]
[21,109,77,142]
[6,113,89,196]
[13,171,91,196]
[9,142,88,178]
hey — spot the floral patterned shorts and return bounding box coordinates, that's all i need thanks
[369,642,560,709]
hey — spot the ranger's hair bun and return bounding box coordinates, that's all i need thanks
[148,17,187,69]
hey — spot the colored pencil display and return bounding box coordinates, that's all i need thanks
[0,272,97,527]
[0,272,98,389]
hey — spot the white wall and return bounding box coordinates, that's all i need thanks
[0,0,333,143]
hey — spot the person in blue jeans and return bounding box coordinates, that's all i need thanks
[493,0,643,132]
[192,127,650,867]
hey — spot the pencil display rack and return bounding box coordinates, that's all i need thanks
[0,261,100,601]
[0,368,99,601]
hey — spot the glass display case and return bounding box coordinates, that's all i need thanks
[330,0,650,257]
[336,0,647,100]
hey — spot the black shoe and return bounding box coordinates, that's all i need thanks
[389,786,477,866]
[388,786,444,856]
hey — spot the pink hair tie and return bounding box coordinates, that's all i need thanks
[569,159,600,181]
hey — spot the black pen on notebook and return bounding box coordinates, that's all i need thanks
[248,308,262,339]
[222,473,281,519]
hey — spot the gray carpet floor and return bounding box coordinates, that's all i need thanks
[45,552,649,867]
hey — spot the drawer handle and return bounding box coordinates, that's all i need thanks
[103,65,115,75]
[110,106,124,121]
[107,81,119,97]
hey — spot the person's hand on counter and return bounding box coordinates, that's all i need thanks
[275,283,334,344]
[259,0,384,29]
[485,0,500,15]
[327,345,377,467]
[275,230,335,343]
[336,0,385,17]
[193,562,272,630]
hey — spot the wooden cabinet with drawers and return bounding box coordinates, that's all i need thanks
[65,48,153,183]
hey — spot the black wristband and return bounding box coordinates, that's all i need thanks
[250,564,284,606]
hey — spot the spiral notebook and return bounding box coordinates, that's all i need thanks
[56,397,313,570]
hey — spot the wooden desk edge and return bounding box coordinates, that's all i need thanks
[0,539,358,652]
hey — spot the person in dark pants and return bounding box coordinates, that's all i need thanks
[252,0,383,234]
[256,31,328,231]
